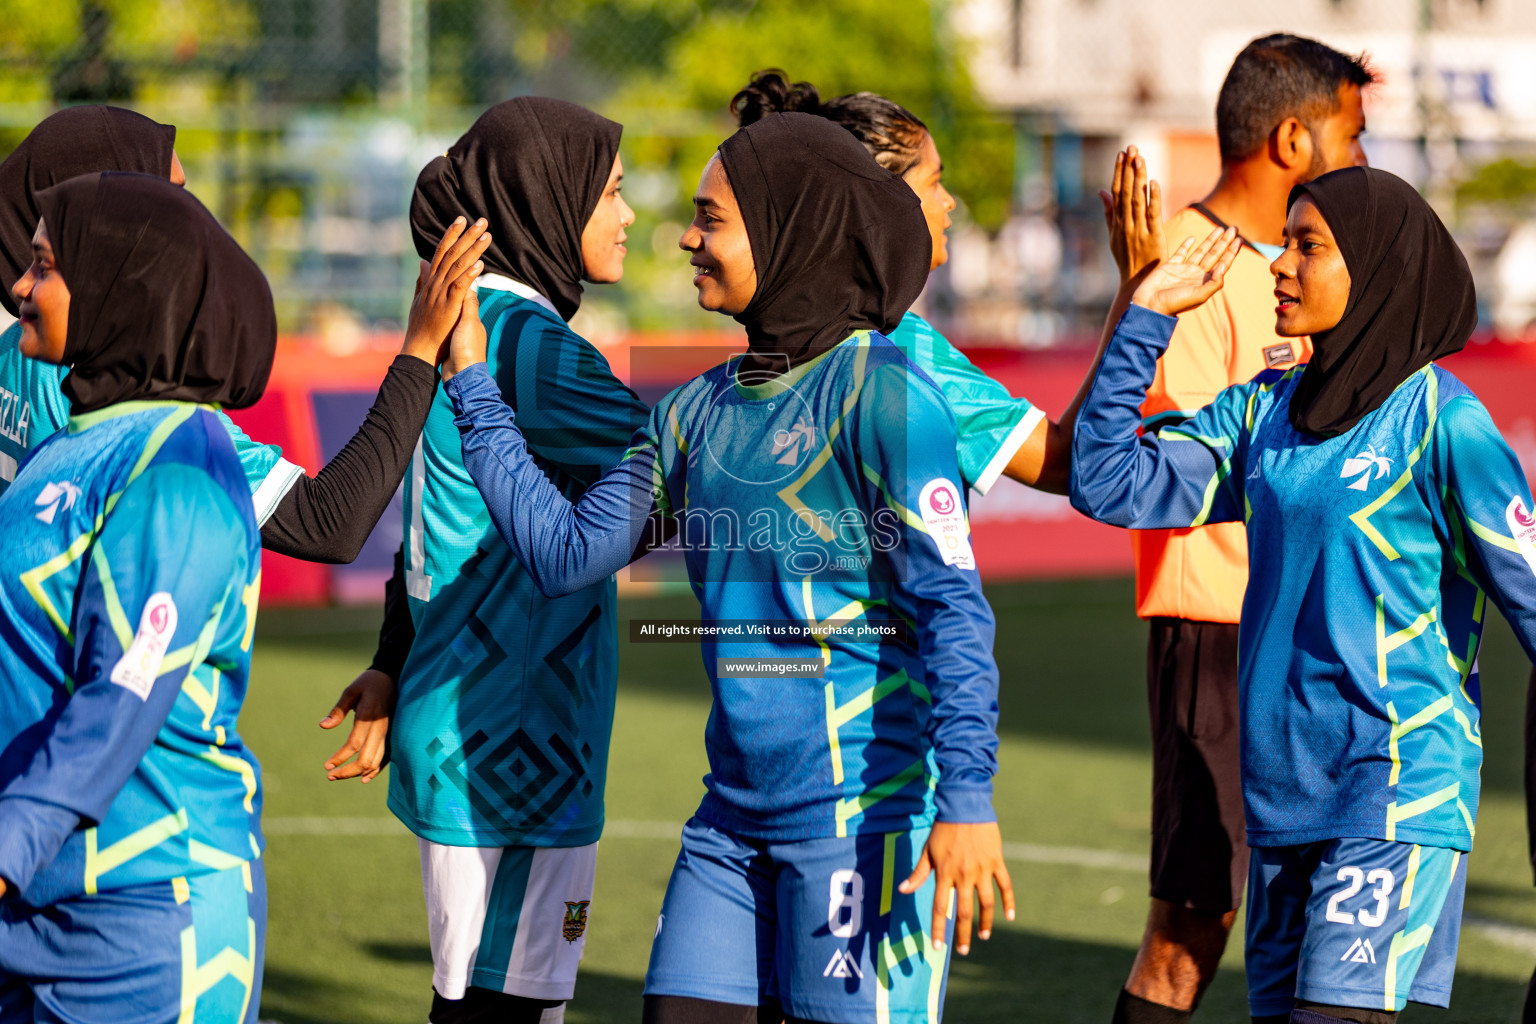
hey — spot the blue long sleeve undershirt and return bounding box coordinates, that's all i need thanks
[448,363,655,595]
[1070,304,1240,529]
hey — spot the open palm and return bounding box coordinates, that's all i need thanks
[1130,226,1242,317]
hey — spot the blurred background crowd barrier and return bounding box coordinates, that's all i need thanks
[6,0,1536,602]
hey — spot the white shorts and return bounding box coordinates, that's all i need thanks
[419,839,598,1003]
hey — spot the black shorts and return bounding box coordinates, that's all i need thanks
[1145,616,1247,914]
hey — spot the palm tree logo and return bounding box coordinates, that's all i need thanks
[1339,446,1393,492]
[771,415,817,466]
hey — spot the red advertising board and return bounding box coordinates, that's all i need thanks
[233,334,1536,604]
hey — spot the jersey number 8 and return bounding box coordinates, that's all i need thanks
[829,869,864,939]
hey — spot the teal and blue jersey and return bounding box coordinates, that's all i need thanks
[0,322,302,518]
[0,322,69,490]
[887,311,1043,494]
[446,330,1002,842]
[0,401,264,905]
[389,276,649,849]
[1071,305,1536,851]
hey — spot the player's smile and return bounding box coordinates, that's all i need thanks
[679,154,757,315]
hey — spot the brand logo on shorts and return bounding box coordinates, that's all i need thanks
[562,901,590,943]
[1340,937,1377,964]
[823,949,863,979]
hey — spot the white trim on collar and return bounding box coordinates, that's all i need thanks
[473,273,560,318]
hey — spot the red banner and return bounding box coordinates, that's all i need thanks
[233,335,1536,603]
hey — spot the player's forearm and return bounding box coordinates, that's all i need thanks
[1438,399,1536,662]
[447,362,655,596]
[1069,305,1210,530]
[904,555,1000,823]
[0,797,82,897]
[1060,279,1139,442]
[1002,418,1069,495]
[0,629,193,899]
[261,355,439,564]
[369,547,414,680]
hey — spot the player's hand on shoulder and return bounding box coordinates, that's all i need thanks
[441,280,487,383]
[1099,146,1166,286]
[901,820,1016,957]
[319,667,398,784]
[1131,226,1241,318]
[401,215,491,368]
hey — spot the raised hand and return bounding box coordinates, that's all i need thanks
[1131,226,1241,318]
[1098,146,1166,285]
[400,216,491,367]
[441,278,486,382]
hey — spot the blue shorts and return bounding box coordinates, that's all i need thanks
[644,819,953,1024]
[0,859,266,1024]
[1246,838,1465,1016]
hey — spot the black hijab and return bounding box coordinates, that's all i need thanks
[0,106,176,316]
[410,97,621,322]
[1286,167,1477,438]
[717,112,931,369]
[37,172,276,413]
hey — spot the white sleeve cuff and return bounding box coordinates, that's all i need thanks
[250,457,306,526]
[972,406,1046,496]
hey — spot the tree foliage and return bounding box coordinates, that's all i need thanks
[1457,157,1536,209]
[603,0,1014,231]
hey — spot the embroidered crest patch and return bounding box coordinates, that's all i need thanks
[563,900,591,942]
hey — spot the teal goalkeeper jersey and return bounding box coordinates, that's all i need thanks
[887,311,1043,494]
[0,322,302,518]
[0,401,262,905]
[1072,305,1536,852]
[390,278,648,848]
[0,322,69,489]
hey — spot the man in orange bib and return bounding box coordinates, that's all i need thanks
[1113,34,1376,1024]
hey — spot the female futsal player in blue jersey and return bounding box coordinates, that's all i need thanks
[437,112,1012,1024]
[0,171,276,1023]
[729,70,1068,495]
[0,105,477,565]
[0,106,492,796]
[0,168,484,1023]
[1070,168,1536,1022]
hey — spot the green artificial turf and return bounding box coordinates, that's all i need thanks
[245,578,1535,1023]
